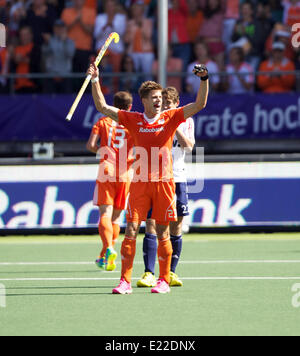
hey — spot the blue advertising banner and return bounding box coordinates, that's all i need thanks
[1,179,300,229]
[194,93,300,140]
[1,93,300,141]
[1,163,300,229]
[187,179,300,227]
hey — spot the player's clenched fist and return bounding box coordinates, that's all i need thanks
[193,64,209,79]
[87,62,99,79]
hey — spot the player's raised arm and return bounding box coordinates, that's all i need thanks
[88,62,119,123]
[183,64,209,119]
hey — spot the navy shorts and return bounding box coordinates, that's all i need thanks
[147,182,189,219]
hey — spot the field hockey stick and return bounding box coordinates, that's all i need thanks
[66,32,120,122]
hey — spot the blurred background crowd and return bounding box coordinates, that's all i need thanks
[0,0,300,95]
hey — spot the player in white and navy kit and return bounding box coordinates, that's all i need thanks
[137,87,195,288]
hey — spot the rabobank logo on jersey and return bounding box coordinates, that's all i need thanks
[139,127,164,133]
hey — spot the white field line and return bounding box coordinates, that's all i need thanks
[1,276,300,282]
[1,260,299,282]
[1,260,300,266]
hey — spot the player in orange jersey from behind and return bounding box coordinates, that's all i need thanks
[86,91,134,272]
[87,62,209,294]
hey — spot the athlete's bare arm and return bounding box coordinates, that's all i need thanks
[87,62,119,122]
[86,131,100,154]
[183,64,209,119]
[176,128,195,152]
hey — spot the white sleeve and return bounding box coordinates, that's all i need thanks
[180,118,195,142]
[186,117,195,142]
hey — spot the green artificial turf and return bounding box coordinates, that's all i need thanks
[0,233,300,336]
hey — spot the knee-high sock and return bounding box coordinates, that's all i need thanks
[98,215,113,258]
[157,237,173,284]
[170,235,183,273]
[121,236,137,283]
[143,233,157,274]
[112,223,120,247]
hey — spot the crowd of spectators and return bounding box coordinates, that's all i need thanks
[0,0,300,95]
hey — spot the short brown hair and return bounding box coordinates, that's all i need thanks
[113,91,133,110]
[138,81,163,99]
[162,87,179,104]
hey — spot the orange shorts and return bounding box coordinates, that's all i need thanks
[93,180,131,210]
[126,181,177,226]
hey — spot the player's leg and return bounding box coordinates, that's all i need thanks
[169,182,189,286]
[144,217,157,275]
[112,180,132,247]
[113,182,151,294]
[108,181,131,271]
[111,209,122,247]
[137,217,157,288]
[93,181,118,271]
[151,223,172,294]
[99,205,114,252]
[96,204,114,270]
[169,217,184,286]
[104,209,122,272]
[170,217,184,273]
[112,221,140,295]
[150,181,177,293]
[121,222,140,282]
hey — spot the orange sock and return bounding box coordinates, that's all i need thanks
[112,223,120,247]
[120,236,136,283]
[157,237,173,284]
[98,215,113,258]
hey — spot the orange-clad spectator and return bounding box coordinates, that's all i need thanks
[125,1,154,81]
[257,42,296,93]
[186,0,204,43]
[282,0,300,28]
[13,26,39,93]
[61,0,96,74]
[152,45,183,93]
